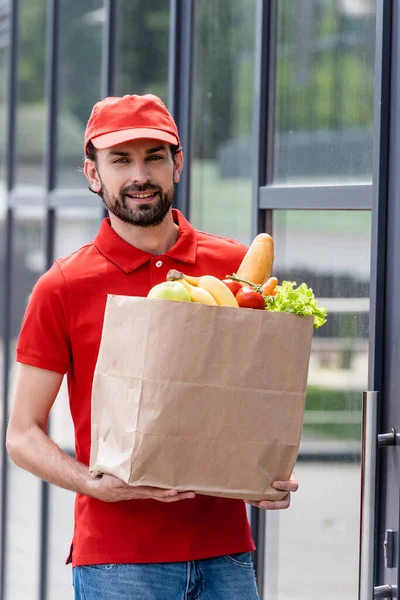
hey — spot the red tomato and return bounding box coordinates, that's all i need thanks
[236,286,265,310]
[222,279,243,296]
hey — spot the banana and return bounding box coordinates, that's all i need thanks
[167,269,239,308]
[179,278,218,305]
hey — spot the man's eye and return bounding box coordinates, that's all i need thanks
[113,158,129,164]
[147,155,163,161]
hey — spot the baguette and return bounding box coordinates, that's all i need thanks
[235,233,274,285]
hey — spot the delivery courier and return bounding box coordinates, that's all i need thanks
[7,93,326,600]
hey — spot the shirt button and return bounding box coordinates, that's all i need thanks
[155,260,163,267]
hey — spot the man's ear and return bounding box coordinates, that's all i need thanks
[84,159,102,193]
[173,150,184,184]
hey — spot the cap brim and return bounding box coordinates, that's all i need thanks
[91,128,179,150]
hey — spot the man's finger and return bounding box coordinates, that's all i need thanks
[245,501,260,508]
[272,479,299,492]
[258,495,291,510]
[156,492,196,503]
[150,488,179,498]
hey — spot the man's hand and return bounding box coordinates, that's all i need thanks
[87,473,196,503]
[246,472,299,511]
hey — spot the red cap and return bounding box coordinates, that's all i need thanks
[84,94,180,154]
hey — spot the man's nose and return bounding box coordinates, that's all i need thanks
[129,161,150,185]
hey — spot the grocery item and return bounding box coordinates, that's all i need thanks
[261,277,278,296]
[265,280,327,329]
[235,286,265,310]
[145,233,327,328]
[222,278,243,296]
[235,233,274,285]
[166,270,239,308]
[147,281,191,303]
[178,278,218,305]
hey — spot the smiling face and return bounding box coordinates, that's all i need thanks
[84,138,183,227]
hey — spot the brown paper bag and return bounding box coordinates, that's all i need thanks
[89,295,314,501]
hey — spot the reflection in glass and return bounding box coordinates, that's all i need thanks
[274,0,376,183]
[54,206,103,260]
[14,0,47,188]
[264,210,371,600]
[0,43,7,401]
[189,0,256,245]
[0,44,7,194]
[52,206,103,453]
[57,0,103,188]
[5,207,46,600]
[115,0,170,103]
[47,486,75,600]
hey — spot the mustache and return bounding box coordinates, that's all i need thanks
[121,183,162,196]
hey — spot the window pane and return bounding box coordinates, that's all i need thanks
[274,0,376,184]
[0,41,7,193]
[56,0,103,188]
[54,206,103,259]
[190,0,256,245]
[50,204,102,460]
[263,210,370,600]
[46,206,103,600]
[115,0,170,103]
[5,207,46,600]
[0,38,7,400]
[14,0,46,189]
[47,486,75,600]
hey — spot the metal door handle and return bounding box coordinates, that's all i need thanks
[374,584,397,598]
[359,391,379,600]
[378,429,399,447]
[359,393,399,600]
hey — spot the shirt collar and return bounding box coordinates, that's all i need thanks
[93,209,198,273]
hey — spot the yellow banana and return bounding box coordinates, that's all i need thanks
[179,278,218,305]
[190,275,239,307]
[167,270,239,308]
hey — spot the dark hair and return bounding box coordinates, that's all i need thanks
[86,140,97,162]
[85,140,181,163]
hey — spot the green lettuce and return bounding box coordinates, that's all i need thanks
[265,281,327,328]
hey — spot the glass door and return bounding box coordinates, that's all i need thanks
[253,1,377,598]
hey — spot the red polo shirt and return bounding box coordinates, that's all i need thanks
[16,209,255,567]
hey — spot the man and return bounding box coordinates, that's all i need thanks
[6,94,298,600]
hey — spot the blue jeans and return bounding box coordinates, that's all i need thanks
[72,553,260,599]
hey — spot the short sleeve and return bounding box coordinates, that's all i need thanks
[16,262,71,374]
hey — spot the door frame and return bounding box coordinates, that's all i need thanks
[371,0,400,594]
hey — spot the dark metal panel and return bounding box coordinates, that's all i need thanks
[250,1,277,596]
[374,0,400,592]
[168,0,194,218]
[5,0,18,194]
[0,209,13,600]
[259,183,373,210]
[368,0,392,394]
[100,0,117,221]
[101,0,117,98]
[39,0,62,595]
[251,0,276,238]
[38,207,56,600]
[0,0,18,596]
[44,0,60,194]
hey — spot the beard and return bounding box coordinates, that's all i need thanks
[99,179,175,227]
